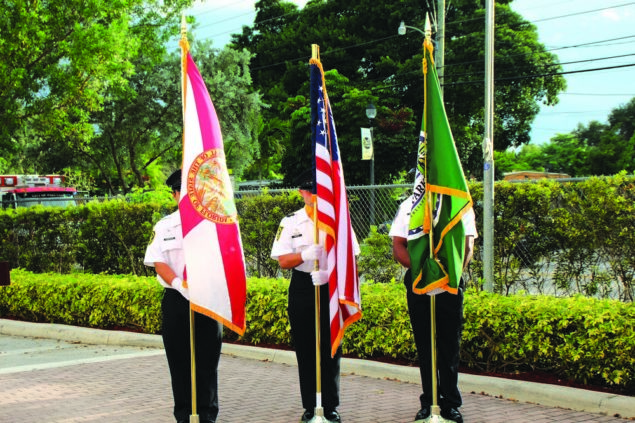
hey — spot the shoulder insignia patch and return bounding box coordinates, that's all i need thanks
[275,225,284,241]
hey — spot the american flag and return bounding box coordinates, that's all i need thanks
[310,55,362,357]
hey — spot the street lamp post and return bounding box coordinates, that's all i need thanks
[399,19,444,93]
[366,102,377,226]
[398,20,426,37]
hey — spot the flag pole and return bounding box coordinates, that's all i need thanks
[308,43,328,423]
[309,194,327,423]
[180,14,200,423]
[423,14,448,423]
[189,307,199,423]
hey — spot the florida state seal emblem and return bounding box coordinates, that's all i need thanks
[186,149,237,224]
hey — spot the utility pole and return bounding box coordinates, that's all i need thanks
[483,0,495,291]
[436,0,445,96]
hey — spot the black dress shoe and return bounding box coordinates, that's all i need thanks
[325,409,341,423]
[441,407,463,423]
[414,406,431,421]
[300,409,314,423]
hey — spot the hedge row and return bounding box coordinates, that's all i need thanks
[2,270,633,394]
[469,173,635,301]
[0,199,172,276]
[2,175,634,300]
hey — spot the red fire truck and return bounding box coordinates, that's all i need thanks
[0,175,77,208]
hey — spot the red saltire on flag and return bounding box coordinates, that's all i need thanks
[178,36,246,335]
[310,53,362,357]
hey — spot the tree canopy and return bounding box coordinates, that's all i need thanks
[495,97,635,177]
[231,0,566,183]
[0,0,193,153]
[0,1,264,194]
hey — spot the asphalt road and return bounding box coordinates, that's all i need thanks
[0,333,163,374]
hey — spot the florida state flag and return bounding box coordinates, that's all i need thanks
[178,33,246,335]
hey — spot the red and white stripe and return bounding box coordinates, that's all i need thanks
[313,60,362,357]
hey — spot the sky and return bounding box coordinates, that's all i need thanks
[182,0,635,146]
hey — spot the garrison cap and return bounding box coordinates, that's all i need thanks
[294,169,315,193]
[166,169,182,192]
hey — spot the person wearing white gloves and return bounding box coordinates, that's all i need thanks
[390,194,477,423]
[144,169,222,423]
[270,176,342,423]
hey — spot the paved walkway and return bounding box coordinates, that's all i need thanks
[0,320,633,423]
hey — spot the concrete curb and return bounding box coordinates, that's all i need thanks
[1,319,633,419]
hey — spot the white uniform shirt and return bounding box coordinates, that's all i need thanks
[144,211,185,289]
[270,208,324,273]
[271,206,362,273]
[389,195,478,239]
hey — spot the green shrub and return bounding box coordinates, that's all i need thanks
[0,199,172,275]
[343,281,416,360]
[72,200,169,275]
[462,291,635,391]
[357,225,404,284]
[0,207,77,273]
[2,270,634,393]
[235,191,302,278]
[1,175,634,301]
[225,277,293,346]
[0,270,163,332]
[468,174,635,301]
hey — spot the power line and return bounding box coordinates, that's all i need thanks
[367,62,635,92]
[190,0,254,17]
[431,52,635,82]
[513,0,579,12]
[564,92,635,96]
[251,38,635,85]
[431,35,635,72]
[493,62,635,82]
[250,34,400,72]
[189,0,635,49]
[548,35,635,52]
[532,2,635,22]
[536,110,612,114]
[186,1,635,114]
[191,1,635,78]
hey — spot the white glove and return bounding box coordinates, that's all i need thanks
[171,277,190,300]
[301,244,324,262]
[311,270,329,286]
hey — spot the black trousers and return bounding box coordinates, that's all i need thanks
[288,269,342,412]
[404,269,464,409]
[161,288,223,422]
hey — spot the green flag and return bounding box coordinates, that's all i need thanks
[408,38,473,295]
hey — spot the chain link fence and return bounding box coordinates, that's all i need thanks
[237,184,414,240]
[6,178,632,301]
[238,179,634,302]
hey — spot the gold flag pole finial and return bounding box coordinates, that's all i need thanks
[180,13,188,133]
[311,44,320,62]
[180,13,189,52]
[425,13,432,42]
